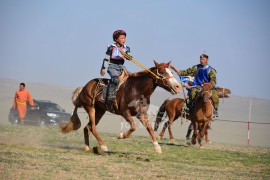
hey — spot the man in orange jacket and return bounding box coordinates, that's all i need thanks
[13,83,34,125]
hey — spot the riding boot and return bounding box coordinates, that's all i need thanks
[106,99,113,107]
[106,80,117,111]
[183,100,189,114]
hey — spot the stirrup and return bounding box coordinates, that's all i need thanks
[213,108,219,118]
[106,99,117,112]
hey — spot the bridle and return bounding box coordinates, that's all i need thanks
[201,90,212,103]
[200,84,213,103]
[119,50,177,93]
[156,69,177,93]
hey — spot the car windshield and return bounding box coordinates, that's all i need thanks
[39,102,63,112]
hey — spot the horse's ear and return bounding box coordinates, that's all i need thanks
[166,61,171,68]
[154,60,159,67]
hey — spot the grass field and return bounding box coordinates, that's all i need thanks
[0,124,269,179]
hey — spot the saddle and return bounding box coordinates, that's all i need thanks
[97,71,129,106]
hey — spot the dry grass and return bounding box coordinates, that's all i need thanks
[0,124,269,179]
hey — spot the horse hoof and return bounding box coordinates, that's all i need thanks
[206,140,212,144]
[157,136,162,141]
[93,146,104,155]
[153,142,162,154]
[186,142,191,146]
[117,132,124,139]
[199,146,204,149]
[100,145,108,152]
[169,139,176,145]
[84,145,93,153]
[155,147,162,154]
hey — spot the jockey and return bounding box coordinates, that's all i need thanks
[179,75,195,93]
[172,54,219,117]
[100,30,132,109]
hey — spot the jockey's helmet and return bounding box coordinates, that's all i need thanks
[113,30,126,41]
[200,54,209,59]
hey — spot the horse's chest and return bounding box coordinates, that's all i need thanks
[127,98,149,115]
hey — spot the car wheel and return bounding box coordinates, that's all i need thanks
[12,117,19,125]
[39,119,46,127]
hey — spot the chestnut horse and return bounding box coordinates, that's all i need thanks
[60,61,180,153]
[190,83,215,146]
[154,86,231,146]
[154,98,211,143]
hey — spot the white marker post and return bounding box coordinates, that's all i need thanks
[247,96,252,146]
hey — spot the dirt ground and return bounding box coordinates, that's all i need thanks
[0,124,269,179]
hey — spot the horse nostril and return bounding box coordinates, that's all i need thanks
[176,85,179,89]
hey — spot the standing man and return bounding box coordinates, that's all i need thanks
[13,83,34,125]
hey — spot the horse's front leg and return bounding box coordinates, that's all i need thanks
[191,121,198,145]
[198,121,209,147]
[118,112,136,139]
[138,114,162,153]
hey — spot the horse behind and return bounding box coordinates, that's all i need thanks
[190,83,214,146]
[154,98,211,143]
[154,86,231,147]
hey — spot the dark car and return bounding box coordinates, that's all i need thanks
[9,99,71,126]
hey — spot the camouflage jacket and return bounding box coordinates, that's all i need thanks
[180,64,217,86]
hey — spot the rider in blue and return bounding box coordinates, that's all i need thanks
[100,30,132,109]
[171,54,219,117]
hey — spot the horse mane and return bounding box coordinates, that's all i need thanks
[129,67,156,77]
[203,83,213,91]
[128,62,169,77]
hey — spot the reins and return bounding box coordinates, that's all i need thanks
[170,65,187,100]
[120,50,161,80]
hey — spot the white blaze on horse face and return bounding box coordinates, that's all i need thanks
[165,68,181,93]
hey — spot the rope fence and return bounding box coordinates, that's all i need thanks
[214,118,270,125]
[78,111,270,125]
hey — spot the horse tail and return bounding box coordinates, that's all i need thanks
[72,86,83,107]
[154,99,169,131]
[60,87,83,133]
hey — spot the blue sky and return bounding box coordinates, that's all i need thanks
[0,0,270,99]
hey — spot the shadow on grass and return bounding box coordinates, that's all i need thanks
[158,141,190,147]
[42,144,144,157]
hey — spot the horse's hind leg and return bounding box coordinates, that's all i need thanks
[168,118,176,142]
[158,121,169,140]
[84,124,92,152]
[205,126,210,143]
[84,106,106,152]
[85,106,108,152]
